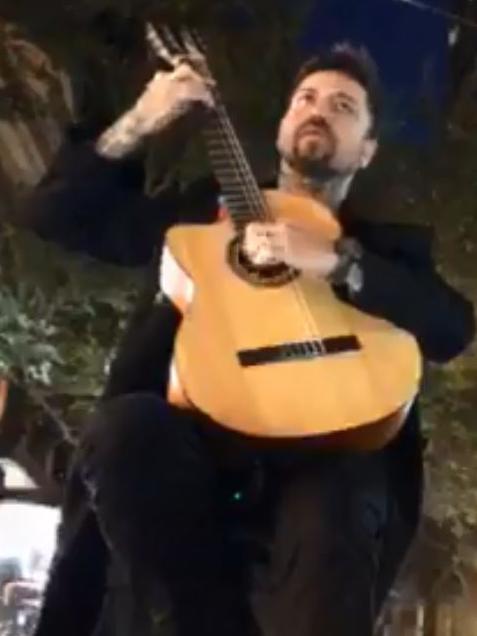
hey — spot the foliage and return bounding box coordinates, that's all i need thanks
[0,224,140,437]
[0,0,476,549]
[359,131,477,540]
[0,0,316,431]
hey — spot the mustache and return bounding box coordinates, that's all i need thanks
[297,117,334,139]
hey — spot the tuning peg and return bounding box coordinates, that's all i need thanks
[145,22,177,65]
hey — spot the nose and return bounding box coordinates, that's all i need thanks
[317,98,337,122]
[306,95,333,124]
[308,97,323,118]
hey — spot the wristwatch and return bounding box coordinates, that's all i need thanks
[329,237,364,294]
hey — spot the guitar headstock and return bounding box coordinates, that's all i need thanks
[145,22,212,84]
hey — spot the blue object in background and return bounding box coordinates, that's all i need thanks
[299,0,451,143]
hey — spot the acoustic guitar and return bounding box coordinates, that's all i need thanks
[146,24,422,450]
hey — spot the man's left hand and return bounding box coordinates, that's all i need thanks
[243,221,339,278]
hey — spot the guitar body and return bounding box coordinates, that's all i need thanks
[165,190,422,450]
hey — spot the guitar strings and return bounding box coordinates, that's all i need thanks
[212,108,327,356]
[207,108,327,357]
[175,25,266,221]
[207,101,267,220]
[198,44,327,355]
[209,119,324,354]
[147,22,327,355]
[194,40,327,356]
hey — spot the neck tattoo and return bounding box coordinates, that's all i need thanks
[278,163,352,213]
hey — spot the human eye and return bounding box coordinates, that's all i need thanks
[294,91,314,107]
[332,95,356,115]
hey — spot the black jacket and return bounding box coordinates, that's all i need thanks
[21,132,475,380]
[20,132,475,513]
[22,130,475,636]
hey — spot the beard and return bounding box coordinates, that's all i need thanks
[283,118,350,181]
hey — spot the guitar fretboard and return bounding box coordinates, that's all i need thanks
[204,99,267,230]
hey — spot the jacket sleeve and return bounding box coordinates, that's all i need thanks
[340,222,475,364]
[18,126,181,267]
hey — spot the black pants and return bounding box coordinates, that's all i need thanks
[34,393,418,636]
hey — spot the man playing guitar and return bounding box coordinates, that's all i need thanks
[25,30,474,636]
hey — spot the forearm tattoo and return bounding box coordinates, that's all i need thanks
[95,108,147,159]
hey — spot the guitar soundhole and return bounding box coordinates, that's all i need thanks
[227,235,299,287]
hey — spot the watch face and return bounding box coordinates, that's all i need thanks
[347,262,364,293]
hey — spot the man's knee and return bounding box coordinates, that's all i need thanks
[79,393,188,467]
[77,392,212,501]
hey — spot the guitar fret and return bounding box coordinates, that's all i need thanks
[224,194,248,201]
[226,205,256,215]
[215,171,247,180]
[210,169,243,180]
[226,209,251,217]
[224,197,252,206]
[223,190,255,200]
[214,166,249,175]
[220,180,260,195]
[225,195,263,207]
[221,179,247,187]
[210,152,248,167]
[220,181,250,189]
[210,163,240,172]
[224,197,253,206]
[208,137,235,144]
[227,203,259,213]
[225,202,250,211]
[202,93,266,226]
[207,146,228,155]
[220,183,248,191]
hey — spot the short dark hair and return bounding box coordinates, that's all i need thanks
[291,43,382,138]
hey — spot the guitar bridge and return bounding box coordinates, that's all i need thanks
[237,336,361,367]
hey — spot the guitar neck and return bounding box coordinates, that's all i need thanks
[144,21,265,229]
[203,95,267,230]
